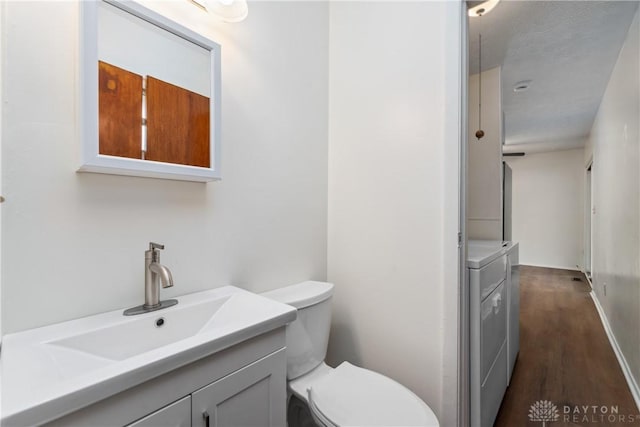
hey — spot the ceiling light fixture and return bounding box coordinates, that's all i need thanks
[208,0,248,23]
[191,0,249,23]
[469,0,501,141]
[190,0,208,11]
[468,0,501,17]
[513,80,532,92]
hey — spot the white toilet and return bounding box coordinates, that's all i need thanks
[262,281,440,427]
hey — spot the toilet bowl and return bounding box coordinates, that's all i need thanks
[262,281,439,427]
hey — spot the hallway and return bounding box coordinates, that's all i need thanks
[494,266,640,427]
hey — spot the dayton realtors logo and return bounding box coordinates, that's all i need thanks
[529,400,560,426]
[529,400,640,425]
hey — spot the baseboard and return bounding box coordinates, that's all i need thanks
[590,291,640,412]
[521,262,581,271]
[584,273,593,289]
[578,266,594,288]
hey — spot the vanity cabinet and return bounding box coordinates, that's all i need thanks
[45,329,287,427]
[122,349,285,427]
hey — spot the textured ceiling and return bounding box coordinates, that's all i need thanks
[469,0,639,150]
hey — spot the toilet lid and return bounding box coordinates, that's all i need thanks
[307,362,439,427]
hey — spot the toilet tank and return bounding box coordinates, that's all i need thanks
[261,281,334,380]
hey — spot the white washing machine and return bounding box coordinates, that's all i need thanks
[468,240,509,427]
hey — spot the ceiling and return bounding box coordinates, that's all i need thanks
[468,0,639,152]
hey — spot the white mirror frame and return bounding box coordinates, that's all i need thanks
[78,0,222,182]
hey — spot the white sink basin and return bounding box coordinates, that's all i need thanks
[49,296,232,361]
[1,286,297,426]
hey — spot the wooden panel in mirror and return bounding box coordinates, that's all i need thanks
[146,77,210,168]
[98,61,143,159]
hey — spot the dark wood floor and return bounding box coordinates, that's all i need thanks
[494,266,640,427]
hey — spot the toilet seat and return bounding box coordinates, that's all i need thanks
[302,362,439,427]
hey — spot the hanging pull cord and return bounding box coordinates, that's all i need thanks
[475,11,485,140]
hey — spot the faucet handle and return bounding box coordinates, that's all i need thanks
[149,242,165,251]
[148,242,165,263]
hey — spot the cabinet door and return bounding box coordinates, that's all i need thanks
[126,396,191,427]
[192,349,286,427]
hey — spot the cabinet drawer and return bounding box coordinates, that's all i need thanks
[471,254,507,301]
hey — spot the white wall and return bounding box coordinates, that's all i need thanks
[1,1,329,333]
[506,148,584,270]
[588,8,640,399]
[468,67,503,240]
[327,2,462,425]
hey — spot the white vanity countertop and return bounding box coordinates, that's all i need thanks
[0,286,297,426]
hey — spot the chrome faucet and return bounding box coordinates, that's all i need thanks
[124,242,178,316]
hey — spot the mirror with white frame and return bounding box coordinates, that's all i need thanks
[79,0,221,182]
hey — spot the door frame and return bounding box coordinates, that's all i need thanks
[441,1,469,425]
[458,6,470,427]
[0,0,4,340]
[584,158,593,284]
